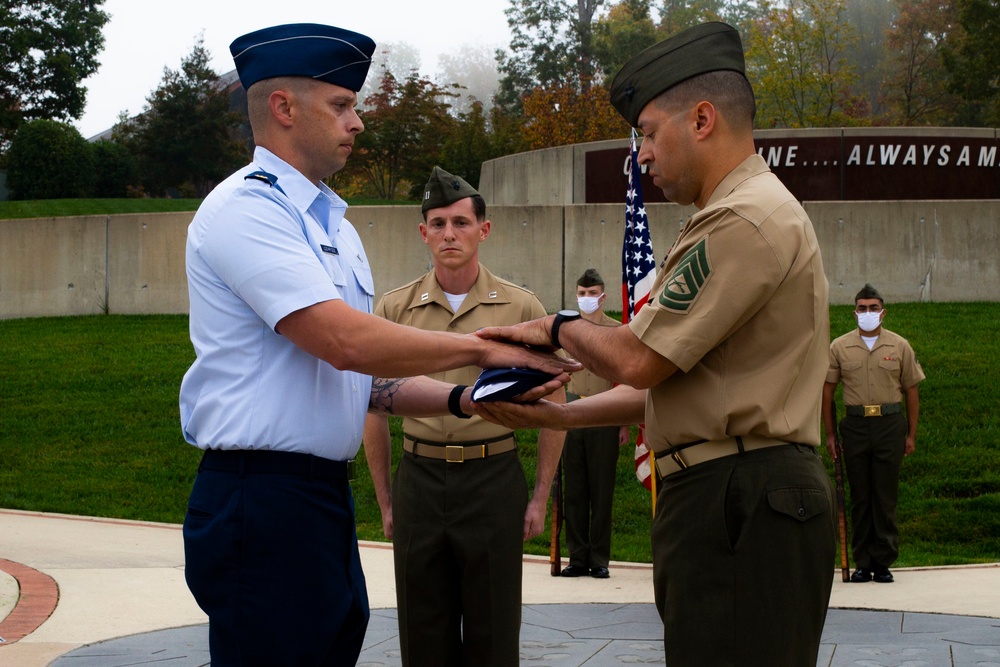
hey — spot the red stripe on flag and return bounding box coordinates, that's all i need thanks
[621,129,657,490]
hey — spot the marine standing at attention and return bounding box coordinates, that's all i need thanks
[559,268,630,580]
[823,283,924,585]
[363,167,567,667]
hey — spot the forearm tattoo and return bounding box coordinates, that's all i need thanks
[369,377,409,414]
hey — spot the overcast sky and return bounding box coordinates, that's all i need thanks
[74,0,513,138]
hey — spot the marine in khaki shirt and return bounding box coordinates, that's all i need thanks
[630,153,830,455]
[375,263,547,443]
[362,167,565,667]
[473,23,837,665]
[822,283,924,584]
[560,269,630,580]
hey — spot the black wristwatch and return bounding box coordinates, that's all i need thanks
[551,309,581,348]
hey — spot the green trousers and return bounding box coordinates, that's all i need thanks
[652,444,835,666]
[839,412,907,569]
[563,425,621,569]
[392,449,527,667]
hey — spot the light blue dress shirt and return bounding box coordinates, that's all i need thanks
[180,147,374,461]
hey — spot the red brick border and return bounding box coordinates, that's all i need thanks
[0,558,59,644]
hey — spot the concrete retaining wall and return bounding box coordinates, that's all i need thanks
[1,200,997,320]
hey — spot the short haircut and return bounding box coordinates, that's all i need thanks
[656,70,756,130]
[422,194,487,223]
[246,77,314,131]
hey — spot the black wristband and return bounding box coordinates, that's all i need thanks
[449,385,472,419]
[551,309,581,348]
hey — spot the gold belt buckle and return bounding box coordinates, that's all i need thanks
[445,445,465,463]
[670,450,688,471]
[864,404,882,417]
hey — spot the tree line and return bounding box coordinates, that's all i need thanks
[2,0,997,201]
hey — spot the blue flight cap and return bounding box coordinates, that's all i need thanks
[230,23,376,91]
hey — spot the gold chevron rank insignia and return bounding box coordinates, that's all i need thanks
[659,238,711,311]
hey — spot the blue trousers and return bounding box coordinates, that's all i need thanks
[183,450,369,666]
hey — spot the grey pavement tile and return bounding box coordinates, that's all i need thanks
[53,624,209,666]
[356,645,401,667]
[902,611,1000,636]
[586,639,665,666]
[358,611,401,666]
[50,607,1000,667]
[519,638,613,665]
[826,643,953,667]
[951,644,1000,666]
[523,603,662,639]
[519,621,574,643]
[816,642,836,666]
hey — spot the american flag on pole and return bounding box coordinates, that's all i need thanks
[622,128,657,490]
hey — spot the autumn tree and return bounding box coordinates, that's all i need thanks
[358,42,421,112]
[345,69,457,199]
[881,0,958,125]
[115,38,246,197]
[0,1,109,151]
[487,104,531,158]
[521,80,629,149]
[746,0,863,128]
[942,0,1000,126]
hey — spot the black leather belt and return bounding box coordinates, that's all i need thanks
[846,403,902,417]
[198,449,352,481]
[403,433,516,462]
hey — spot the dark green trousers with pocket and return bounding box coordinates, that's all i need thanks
[392,449,527,667]
[839,412,907,569]
[652,444,836,667]
[563,425,621,570]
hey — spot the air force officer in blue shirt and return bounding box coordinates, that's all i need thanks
[179,23,577,666]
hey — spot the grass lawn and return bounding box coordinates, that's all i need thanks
[1,304,998,565]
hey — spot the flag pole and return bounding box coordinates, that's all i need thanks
[650,449,656,516]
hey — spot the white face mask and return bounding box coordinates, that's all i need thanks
[856,311,882,332]
[577,294,604,314]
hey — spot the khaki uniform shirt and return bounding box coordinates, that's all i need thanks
[827,328,925,405]
[567,313,621,398]
[374,263,547,442]
[629,154,830,452]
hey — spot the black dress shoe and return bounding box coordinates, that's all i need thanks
[873,567,894,583]
[850,567,872,582]
[590,566,610,579]
[561,565,589,577]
